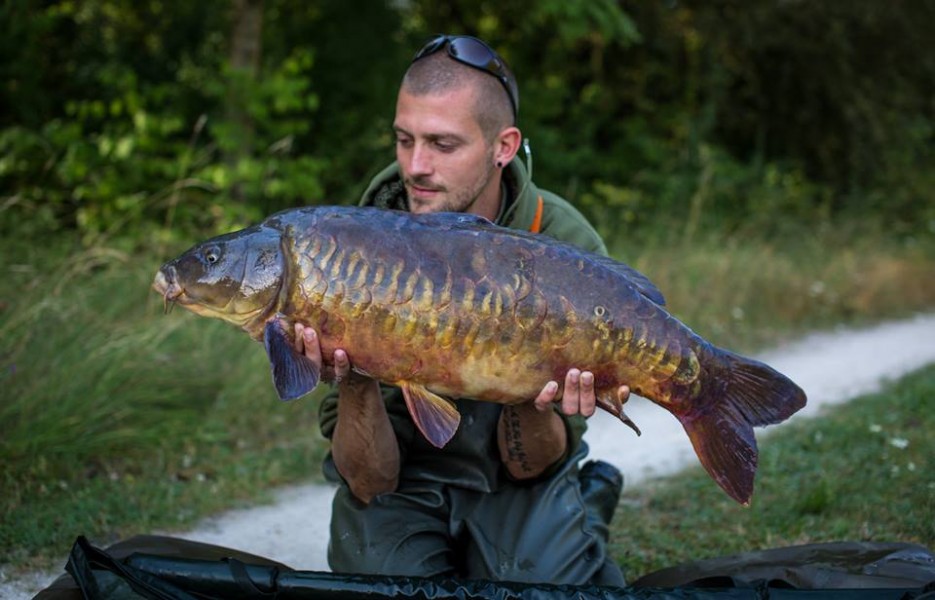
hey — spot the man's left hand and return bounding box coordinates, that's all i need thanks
[533,370,629,418]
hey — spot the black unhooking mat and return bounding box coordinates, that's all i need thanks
[35,535,935,600]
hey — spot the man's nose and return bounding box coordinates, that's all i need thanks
[407,143,433,176]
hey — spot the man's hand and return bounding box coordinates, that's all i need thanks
[289,320,364,388]
[498,369,629,480]
[533,369,630,418]
[291,319,324,366]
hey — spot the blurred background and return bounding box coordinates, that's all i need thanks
[3,0,933,244]
[1,0,934,577]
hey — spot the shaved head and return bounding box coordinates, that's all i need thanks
[402,52,515,142]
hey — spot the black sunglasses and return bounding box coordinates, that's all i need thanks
[413,34,519,119]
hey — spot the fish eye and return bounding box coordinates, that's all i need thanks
[203,246,220,265]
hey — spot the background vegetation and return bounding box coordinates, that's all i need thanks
[1,0,934,575]
[2,0,933,243]
[615,364,935,580]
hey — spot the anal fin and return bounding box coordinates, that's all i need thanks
[401,383,461,448]
[263,319,320,400]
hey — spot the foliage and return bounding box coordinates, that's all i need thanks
[404,0,934,238]
[0,0,406,244]
[693,1,935,189]
[578,145,835,249]
[612,363,935,580]
[2,0,933,244]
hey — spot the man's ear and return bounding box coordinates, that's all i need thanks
[494,126,522,167]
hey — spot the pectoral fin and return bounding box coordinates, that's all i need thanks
[263,320,320,401]
[401,383,461,448]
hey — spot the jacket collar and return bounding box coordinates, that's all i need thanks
[360,155,540,230]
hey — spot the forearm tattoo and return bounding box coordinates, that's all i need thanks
[501,406,533,473]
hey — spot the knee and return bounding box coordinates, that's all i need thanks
[328,529,455,577]
[328,487,455,577]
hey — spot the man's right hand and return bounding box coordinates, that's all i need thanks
[291,321,370,388]
[291,320,324,369]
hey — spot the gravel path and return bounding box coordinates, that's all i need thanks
[5,313,935,598]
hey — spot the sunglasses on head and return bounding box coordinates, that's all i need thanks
[413,34,519,119]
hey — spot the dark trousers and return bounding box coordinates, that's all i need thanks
[327,443,625,585]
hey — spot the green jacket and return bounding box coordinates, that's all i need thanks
[360,158,607,255]
[318,157,607,492]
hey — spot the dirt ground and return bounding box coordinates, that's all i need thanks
[5,313,935,598]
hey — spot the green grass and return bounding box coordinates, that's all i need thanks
[1,221,933,572]
[612,364,935,581]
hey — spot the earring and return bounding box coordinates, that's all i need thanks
[496,161,503,168]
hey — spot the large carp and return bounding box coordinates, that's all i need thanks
[153,206,806,504]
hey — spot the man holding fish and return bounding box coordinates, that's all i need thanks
[154,31,804,584]
[296,35,629,584]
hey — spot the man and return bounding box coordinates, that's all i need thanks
[293,35,628,585]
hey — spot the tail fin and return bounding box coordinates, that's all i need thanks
[677,350,806,505]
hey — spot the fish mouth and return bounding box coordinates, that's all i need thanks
[152,267,184,313]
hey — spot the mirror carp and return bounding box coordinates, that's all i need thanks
[153,206,806,504]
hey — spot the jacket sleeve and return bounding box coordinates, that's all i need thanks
[318,384,416,454]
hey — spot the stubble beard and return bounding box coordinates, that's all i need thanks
[405,153,497,215]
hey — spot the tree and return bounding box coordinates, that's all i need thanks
[225,0,265,202]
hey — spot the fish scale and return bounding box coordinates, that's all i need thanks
[154,205,806,504]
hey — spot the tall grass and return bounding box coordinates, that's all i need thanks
[1,220,933,569]
[0,237,329,567]
[613,223,935,352]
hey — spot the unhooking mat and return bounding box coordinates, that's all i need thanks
[34,534,935,599]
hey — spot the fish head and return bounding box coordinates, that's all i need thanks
[153,223,285,328]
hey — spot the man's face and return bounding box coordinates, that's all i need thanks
[393,86,498,216]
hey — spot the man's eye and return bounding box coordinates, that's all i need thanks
[435,141,457,152]
[396,137,413,147]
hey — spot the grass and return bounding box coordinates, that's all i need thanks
[0,237,332,569]
[613,222,935,353]
[1,218,934,572]
[612,364,935,581]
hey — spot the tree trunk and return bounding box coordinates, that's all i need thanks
[226,0,264,202]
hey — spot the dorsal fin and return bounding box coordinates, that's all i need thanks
[414,211,666,305]
[591,255,666,306]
